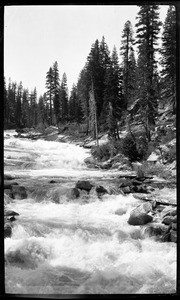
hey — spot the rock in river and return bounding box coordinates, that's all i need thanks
[4,210,19,217]
[76,180,93,192]
[4,223,12,238]
[67,188,80,199]
[95,185,108,194]
[12,185,27,199]
[128,213,153,226]
[162,215,177,225]
[128,203,153,226]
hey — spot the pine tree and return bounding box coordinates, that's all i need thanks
[4,77,8,128]
[21,88,30,128]
[52,61,61,124]
[7,79,17,127]
[60,73,69,123]
[76,67,90,133]
[15,81,23,127]
[135,5,162,140]
[160,5,176,112]
[87,39,106,120]
[37,95,46,125]
[103,46,125,140]
[29,88,37,127]
[69,84,83,123]
[46,67,54,125]
[120,20,136,108]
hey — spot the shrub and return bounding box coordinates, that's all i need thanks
[163,144,176,163]
[91,142,116,161]
[121,134,146,162]
[35,122,46,133]
[136,162,172,179]
[161,127,176,144]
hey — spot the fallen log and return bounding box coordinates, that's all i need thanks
[133,194,177,207]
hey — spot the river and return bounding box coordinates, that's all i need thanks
[4,130,176,295]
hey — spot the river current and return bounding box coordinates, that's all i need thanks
[4,130,176,295]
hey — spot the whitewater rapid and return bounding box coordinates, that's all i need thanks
[4,131,176,294]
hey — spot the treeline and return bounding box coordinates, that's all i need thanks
[4,5,176,141]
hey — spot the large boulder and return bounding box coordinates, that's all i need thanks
[128,203,153,226]
[12,185,27,199]
[75,180,93,192]
[128,213,153,226]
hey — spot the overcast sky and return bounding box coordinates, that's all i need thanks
[4,5,169,97]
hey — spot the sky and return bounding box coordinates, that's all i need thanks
[4,5,169,98]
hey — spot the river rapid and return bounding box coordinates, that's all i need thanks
[4,130,176,295]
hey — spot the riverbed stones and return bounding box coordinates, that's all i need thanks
[76,180,93,191]
[12,185,27,199]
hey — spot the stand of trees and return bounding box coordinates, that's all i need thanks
[4,5,176,140]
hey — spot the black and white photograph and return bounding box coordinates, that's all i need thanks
[3,3,177,296]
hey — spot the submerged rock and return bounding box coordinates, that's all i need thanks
[144,223,168,239]
[115,208,127,216]
[49,180,57,184]
[12,185,27,199]
[4,189,14,199]
[76,180,93,191]
[4,223,12,238]
[68,188,80,199]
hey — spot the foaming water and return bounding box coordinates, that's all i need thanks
[4,132,176,294]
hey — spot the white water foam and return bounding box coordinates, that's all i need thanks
[4,132,177,294]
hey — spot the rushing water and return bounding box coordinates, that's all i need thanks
[4,130,176,295]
